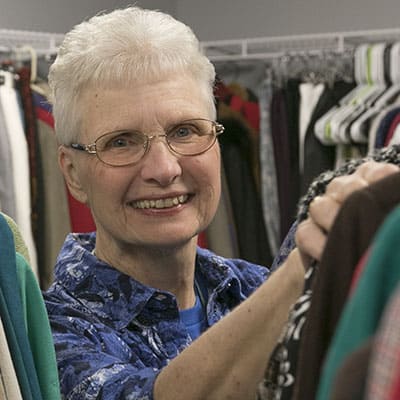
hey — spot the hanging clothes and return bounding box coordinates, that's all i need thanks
[365,281,400,399]
[30,87,72,289]
[270,86,294,241]
[301,80,356,195]
[204,163,240,259]
[0,95,16,219]
[0,70,38,278]
[217,113,273,266]
[294,169,400,400]
[0,213,43,400]
[330,337,373,400]
[0,314,23,400]
[215,80,273,266]
[31,89,96,234]
[316,204,400,399]
[298,81,325,174]
[0,212,61,400]
[257,70,281,255]
[258,145,400,400]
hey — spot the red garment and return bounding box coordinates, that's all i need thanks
[389,358,400,399]
[34,104,96,233]
[17,67,39,236]
[214,81,260,131]
[197,231,208,248]
[66,193,96,232]
[384,113,400,146]
[230,96,260,131]
[349,247,371,294]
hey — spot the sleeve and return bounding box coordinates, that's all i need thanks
[47,309,160,400]
[270,220,298,271]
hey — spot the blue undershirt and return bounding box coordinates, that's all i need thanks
[179,294,207,340]
[179,272,209,340]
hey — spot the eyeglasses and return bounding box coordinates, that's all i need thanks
[69,118,225,167]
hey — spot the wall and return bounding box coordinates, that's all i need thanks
[0,0,176,33]
[176,0,400,41]
[0,0,398,41]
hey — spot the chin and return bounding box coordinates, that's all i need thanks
[141,228,200,249]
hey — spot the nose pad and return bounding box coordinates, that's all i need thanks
[145,134,169,152]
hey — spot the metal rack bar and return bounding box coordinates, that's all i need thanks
[201,27,400,61]
[0,28,64,57]
[1,26,400,61]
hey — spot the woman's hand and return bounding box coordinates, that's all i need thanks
[295,161,400,267]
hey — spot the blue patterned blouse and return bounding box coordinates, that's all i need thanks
[44,232,270,399]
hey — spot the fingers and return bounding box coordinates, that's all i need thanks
[311,161,400,232]
[325,161,400,204]
[296,161,400,264]
[295,218,326,264]
[308,195,339,233]
[324,173,368,203]
[354,160,400,183]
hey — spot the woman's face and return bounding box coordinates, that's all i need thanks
[61,75,221,252]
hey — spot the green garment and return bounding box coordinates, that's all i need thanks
[317,205,400,399]
[16,252,61,400]
[0,213,60,400]
[2,212,30,264]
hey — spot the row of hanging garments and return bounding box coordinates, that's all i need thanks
[210,40,400,264]
[0,211,60,399]
[210,41,400,398]
[211,46,357,262]
[0,51,96,290]
[258,144,400,400]
[314,41,400,161]
[210,76,273,267]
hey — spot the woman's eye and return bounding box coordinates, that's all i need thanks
[176,127,191,137]
[171,126,197,139]
[111,137,129,147]
[103,133,143,150]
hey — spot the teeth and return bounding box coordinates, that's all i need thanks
[132,194,189,209]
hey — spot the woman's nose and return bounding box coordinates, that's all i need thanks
[140,137,182,186]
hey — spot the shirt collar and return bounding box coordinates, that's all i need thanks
[54,233,242,329]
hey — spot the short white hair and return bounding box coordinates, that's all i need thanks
[49,6,216,144]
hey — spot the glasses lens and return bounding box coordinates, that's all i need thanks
[167,119,217,155]
[96,131,146,166]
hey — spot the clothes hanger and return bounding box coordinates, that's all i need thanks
[314,45,365,144]
[315,43,392,145]
[349,42,400,143]
[345,43,389,143]
[14,45,48,97]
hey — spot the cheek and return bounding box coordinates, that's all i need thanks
[79,162,130,207]
[194,151,221,207]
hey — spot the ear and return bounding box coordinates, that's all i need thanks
[58,145,89,205]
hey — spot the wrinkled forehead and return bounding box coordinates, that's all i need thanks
[75,75,216,142]
[77,72,215,119]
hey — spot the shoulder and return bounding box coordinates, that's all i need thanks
[196,246,269,296]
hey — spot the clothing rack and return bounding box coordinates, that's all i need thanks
[201,28,400,61]
[1,27,400,61]
[0,28,64,57]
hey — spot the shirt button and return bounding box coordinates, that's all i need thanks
[155,293,167,301]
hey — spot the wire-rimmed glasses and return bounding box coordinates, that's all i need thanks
[69,118,225,167]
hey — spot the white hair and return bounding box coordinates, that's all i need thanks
[48,6,216,144]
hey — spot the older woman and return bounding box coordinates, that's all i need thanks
[44,6,399,400]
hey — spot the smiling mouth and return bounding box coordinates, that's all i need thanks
[131,194,189,209]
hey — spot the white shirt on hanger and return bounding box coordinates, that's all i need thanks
[0,70,38,277]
